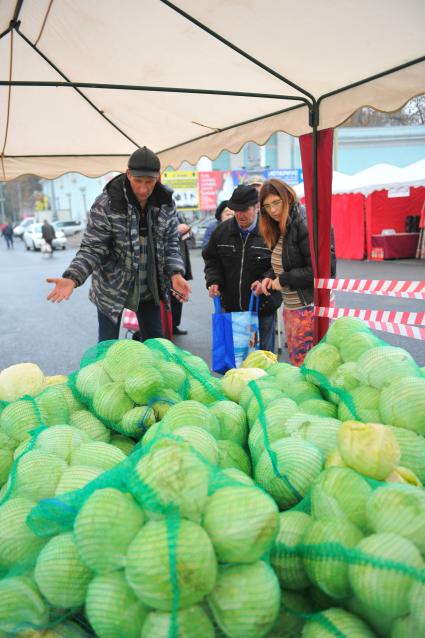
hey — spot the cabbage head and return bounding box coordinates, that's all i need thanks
[119,405,156,438]
[0,497,46,568]
[357,346,420,389]
[33,424,90,461]
[9,449,67,501]
[339,331,381,363]
[380,376,425,435]
[337,420,400,480]
[326,317,370,348]
[124,368,163,404]
[70,441,126,471]
[303,343,342,384]
[69,409,111,442]
[302,607,376,638]
[0,575,48,633]
[337,385,382,423]
[55,465,102,495]
[102,339,155,381]
[75,361,111,403]
[203,485,279,563]
[241,350,278,370]
[161,401,220,439]
[93,382,134,424]
[0,362,45,402]
[270,511,312,590]
[208,400,247,447]
[222,368,267,402]
[174,426,219,465]
[141,605,215,638]
[217,440,251,475]
[126,519,217,611]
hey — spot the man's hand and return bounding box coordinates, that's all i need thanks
[251,280,263,296]
[171,273,191,302]
[46,277,76,303]
[261,278,273,296]
[208,284,220,298]
[177,223,191,236]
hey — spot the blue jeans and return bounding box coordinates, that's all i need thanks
[259,312,276,352]
[98,300,163,342]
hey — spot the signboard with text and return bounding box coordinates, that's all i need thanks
[162,171,199,210]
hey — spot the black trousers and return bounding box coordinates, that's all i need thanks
[97,299,163,342]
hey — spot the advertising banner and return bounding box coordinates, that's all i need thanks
[198,171,235,210]
[162,171,199,210]
[266,168,303,186]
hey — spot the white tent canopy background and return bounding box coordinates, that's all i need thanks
[294,159,425,197]
[1,0,425,181]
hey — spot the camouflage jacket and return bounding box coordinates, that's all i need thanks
[62,174,184,323]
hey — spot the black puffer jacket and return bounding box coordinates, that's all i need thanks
[267,202,336,307]
[202,217,282,315]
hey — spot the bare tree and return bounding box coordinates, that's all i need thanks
[342,94,425,127]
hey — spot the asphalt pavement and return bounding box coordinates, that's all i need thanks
[1,237,424,376]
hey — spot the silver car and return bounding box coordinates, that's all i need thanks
[23,223,67,251]
[53,220,86,236]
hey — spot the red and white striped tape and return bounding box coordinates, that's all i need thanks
[315,278,425,299]
[315,307,425,341]
[315,306,425,326]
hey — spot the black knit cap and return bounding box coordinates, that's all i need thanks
[215,200,229,221]
[128,146,160,177]
[227,185,258,211]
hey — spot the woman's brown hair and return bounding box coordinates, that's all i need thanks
[258,179,297,248]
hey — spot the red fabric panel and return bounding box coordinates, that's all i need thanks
[331,193,365,259]
[299,129,334,343]
[366,186,425,258]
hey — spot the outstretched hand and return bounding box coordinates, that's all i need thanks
[46,277,76,303]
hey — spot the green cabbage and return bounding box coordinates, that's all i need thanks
[270,511,312,590]
[102,339,155,381]
[337,420,400,480]
[221,368,267,402]
[0,399,43,443]
[241,350,278,369]
[388,425,425,483]
[130,438,210,522]
[380,376,425,435]
[33,424,90,461]
[157,360,187,392]
[302,607,376,637]
[299,399,337,418]
[124,368,163,404]
[282,380,322,403]
[180,353,211,377]
[75,361,111,402]
[203,485,279,563]
[141,605,215,638]
[208,400,248,447]
[70,441,126,471]
[86,570,148,638]
[246,387,284,427]
[207,561,280,638]
[217,439,251,475]
[93,382,134,424]
[239,377,278,411]
[337,386,382,423]
[55,465,102,495]
[150,388,182,420]
[0,362,45,402]
[0,448,13,487]
[0,575,48,633]
[284,413,342,458]
[310,468,372,532]
[54,382,85,414]
[9,449,67,501]
[326,317,370,348]
[348,533,424,620]
[357,346,420,389]
[266,590,313,638]
[119,405,156,438]
[303,518,363,599]
[0,496,45,568]
[187,376,223,404]
[327,361,361,404]
[339,331,381,363]
[69,409,111,442]
[126,519,217,611]
[255,438,323,509]
[110,434,137,456]
[366,483,425,554]
[161,400,220,439]
[248,398,298,465]
[271,364,303,387]
[409,580,425,635]
[174,426,219,465]
[391,614,417,638]
[303,342,342,384]
[35,386,69,425]
[74,487,144,573]
[35,532,92,608]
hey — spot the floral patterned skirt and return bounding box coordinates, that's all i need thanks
[283,305,314,367]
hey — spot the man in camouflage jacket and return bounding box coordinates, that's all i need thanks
[47,147,190,341]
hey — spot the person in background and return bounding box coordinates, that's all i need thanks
[46,146,190,342]
[171,213,193,335]
[203,185,282,352]
[257,178,336,366]
[202,200,234,249]
[1,221,14,249]
[41,219,56,255]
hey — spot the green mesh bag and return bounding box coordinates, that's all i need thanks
[301,318,425,436]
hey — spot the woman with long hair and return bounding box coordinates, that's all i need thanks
[257,178,334,366]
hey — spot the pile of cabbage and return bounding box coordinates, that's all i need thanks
[271,465,425,637]
[0,422,285,638]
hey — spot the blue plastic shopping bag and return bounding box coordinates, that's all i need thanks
[212,292,260,374]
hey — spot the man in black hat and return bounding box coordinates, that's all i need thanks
[46,146,191,342]
[202,184,281,352]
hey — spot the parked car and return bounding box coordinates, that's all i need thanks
[53,220,86,236]
[13,217,35,238]
[189,216,215,248]
[23,223,67,251]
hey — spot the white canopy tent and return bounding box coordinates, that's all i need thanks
[1,0,425,181]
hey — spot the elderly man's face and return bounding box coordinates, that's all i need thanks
[234,205,257,229]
